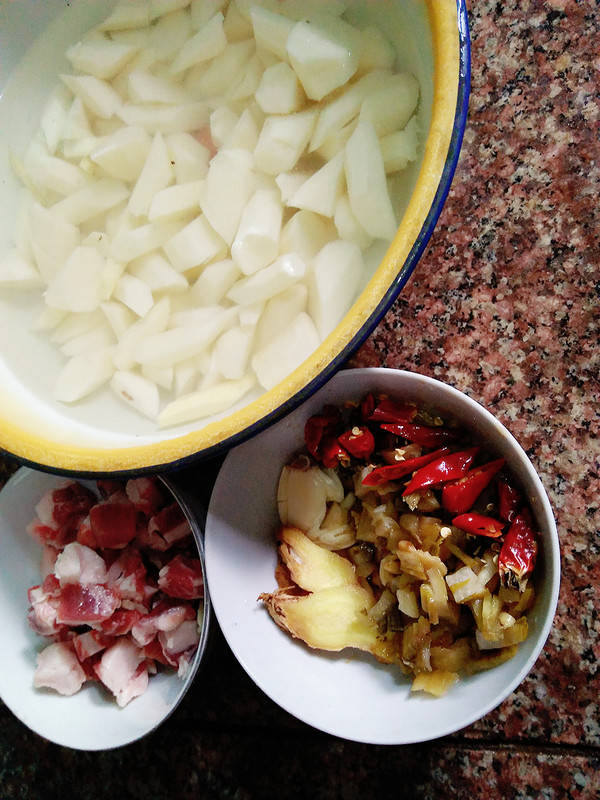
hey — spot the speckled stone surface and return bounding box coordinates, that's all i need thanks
[0,1,599,798]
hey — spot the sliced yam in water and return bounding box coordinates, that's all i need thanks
[90,125,153,182]
[65,39,138,81]
[287,150,345,218]
[225,253,306,307]
[344,120,398,241]
[307,239,363,340]
[255,61,304,114]
[251,311,320,391]
[0,249,43,289]
[60,74,123,120]
[230,187,283,275]
[170,12,228,75]
[254,110,317,176]
[44,246,105,312]
[110,369,161,419]
[285,15,361,101]
[54,349,115,403]
[157,374,255,427]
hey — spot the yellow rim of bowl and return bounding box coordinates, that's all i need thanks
[0,0,462,474]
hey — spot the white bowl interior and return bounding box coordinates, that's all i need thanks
[0,0,437,460]
[205,368,560,744]
[0,467,210,750]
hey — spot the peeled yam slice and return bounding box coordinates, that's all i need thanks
[110,370,160,419]
[133,307,236,367]
[254,110,317,176]
[307,240,363,340]
[287,150,345,218]
[54,349,115,403]
[285,15,361,101]
[344,120,398,241]
[65,39,137,81]
[0,249,43,289]
[44,246,104,312]
[251,311,320,390]
[226,253,305,307]
[158,374,255,427]
[170,12,227,75]
[230,187,283,275]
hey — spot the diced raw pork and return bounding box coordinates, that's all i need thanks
[35,482,96,526]
[159,619,200,677]
[27,518,76,550]
[96,479,125,499]
[130,597,196,646]
[125,476,166,517]
[104,547,155,607]
[83,498,138,549]
[73,629,114,662]
[54,542,107,586]
[26,477,203,706]
[158,555,204,600]
[33,641,86,696]
[148,503,192,547]
[56,582,120,626]
[96,608,142,636]
[94,637,148,707]
[28,584,62,637]
[40,545,59,581]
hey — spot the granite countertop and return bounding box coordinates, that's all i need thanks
[0,1,599,798]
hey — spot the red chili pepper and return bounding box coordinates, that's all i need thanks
[401,447,480,496]
[452,512,505,538]
[361,447,452,487]
[498,480,523,523]
[360,392,376,422]
[304,405,340,460]
[319,436,349,469]
[380,421,461,448]
[338,426,375,460]
[441,457,506,515]
[369,396,416,424]
[499,511,537,590]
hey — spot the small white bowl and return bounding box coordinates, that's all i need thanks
[204,368,560,745]
[0,468,212,751]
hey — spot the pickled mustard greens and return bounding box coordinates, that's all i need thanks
[261,393,539,697]
[0,0,421,427]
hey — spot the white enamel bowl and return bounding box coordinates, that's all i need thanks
[204,368,560,745]
[0,468,212,750]
[0,0,469,475]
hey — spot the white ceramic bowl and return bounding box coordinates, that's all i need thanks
[0,0,470,475]
[204,368,560,745]
[0,468,212,751]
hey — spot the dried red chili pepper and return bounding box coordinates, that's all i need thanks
[499,511,538,590]
[304,405,340,460]
[380,421,461,448]
[401,446,480,497]
[359,392,376,422]
[338,426,375,461]
[368,396,416,424]
[452,512,505,538]
[319,436,349,469]
[361,446,452,487]
[441,457,506,515]
[498,480,523,523]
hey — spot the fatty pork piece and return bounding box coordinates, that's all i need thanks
[33,641,86,696]
[27,482,97,549]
